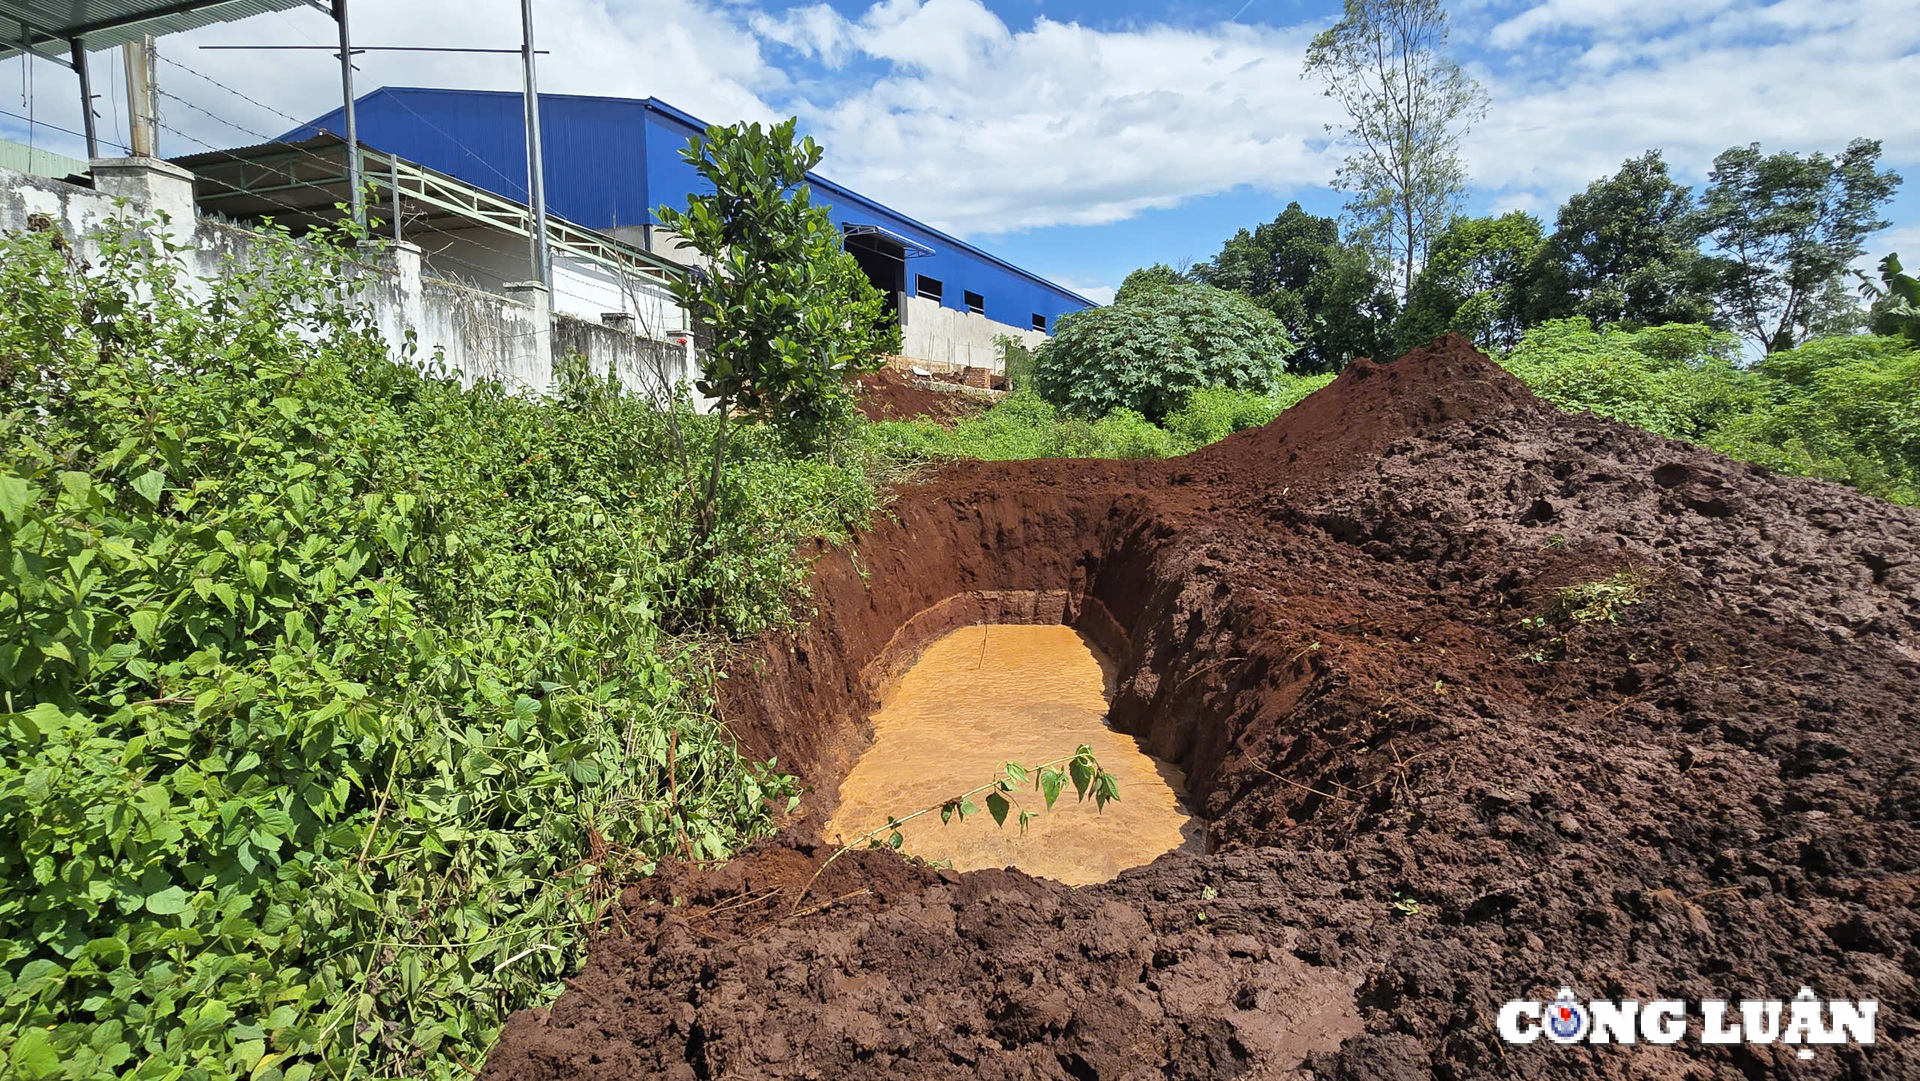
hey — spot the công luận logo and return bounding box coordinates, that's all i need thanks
[1499,987,1875,1060]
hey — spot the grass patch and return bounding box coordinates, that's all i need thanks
[862,376,1335,464]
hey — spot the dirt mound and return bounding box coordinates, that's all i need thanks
[854,366,989,423]
[485,335,1920,1080]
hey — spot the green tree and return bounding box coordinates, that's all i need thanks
[1396,210,1544,352]
[1033,281,1295,422]
[1189,202,1397,371]
[1116,262,1190,301]
[1303,0,1488,303]
[1524,150,1719,329]
[1699,138,1902,352]
[1858,253,1920,343]
[656,118,899,527]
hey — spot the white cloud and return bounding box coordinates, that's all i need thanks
[5,0,1911,249]
[765,1,1344,234]
[1057,278,1118,305]
[1467,0,1920,210]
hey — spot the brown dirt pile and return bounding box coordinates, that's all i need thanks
[854,366,989,423]
[485,336,1920,1080]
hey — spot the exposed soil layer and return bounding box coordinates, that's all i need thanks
[854,366,990,423]
[486,336,1920,1080]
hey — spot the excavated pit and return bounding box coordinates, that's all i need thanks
[485,337,1920,1081]
[824,622,1202,885]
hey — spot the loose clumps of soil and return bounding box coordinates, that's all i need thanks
[484,336,1920,1080]
[854,366,990,423]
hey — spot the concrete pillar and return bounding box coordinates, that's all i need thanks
[385,241,426,367]
[89,157,196,248]
[504,280,553,396]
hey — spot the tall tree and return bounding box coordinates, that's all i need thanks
[1303,0,1487,304]
[1524,151,1719,329]
[1190,202,1397,371]
[1699,138,1902,353]
[1397,211,1543,352]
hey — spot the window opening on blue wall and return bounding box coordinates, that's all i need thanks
[916,275,943,303]
[1031,314,1046,331]
[964,290,985,315]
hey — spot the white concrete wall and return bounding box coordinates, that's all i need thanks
[898,293,1046,372]
[411,231,682,337]
[1,160,699,404]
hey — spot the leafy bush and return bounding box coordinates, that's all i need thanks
[996,334,1039,392]
[1032,281,1295,422]
[864,374,1336,464]
[0,219,864,1079]
[1503,317,1920,503]
[1162,378,1335,446]
[1501,318,1762,442]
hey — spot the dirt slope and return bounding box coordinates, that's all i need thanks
[854,366,989,423]
[485,336,1920,1080]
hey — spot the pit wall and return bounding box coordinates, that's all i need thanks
[0,159,701,402]
[717,467,1313,843]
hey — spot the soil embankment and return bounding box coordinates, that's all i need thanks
[854,366,991,423]
[485,336,1920,1080]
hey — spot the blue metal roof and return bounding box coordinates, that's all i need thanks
[283,87,1096,323]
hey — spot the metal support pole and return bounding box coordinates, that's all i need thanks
[123,38,157,157]
[390,153,401,242]
[69,38,98,158]
[520,0,551,289]
[334,0,364,231]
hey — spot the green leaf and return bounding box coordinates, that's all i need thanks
[8,1028,59,1078]
[985,791,1009,828]
[145,886,191,915]
[1039,769,1064,810]
[1070,753,1094,801]
[887,831,903,849]
[0,473,34,524]
[133,469,166,505]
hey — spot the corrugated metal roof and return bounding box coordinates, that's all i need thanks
[0,134,88,178]
[0,0,310,58]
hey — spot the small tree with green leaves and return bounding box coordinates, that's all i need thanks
[1034,281,1295,422]
[656,118,899,531]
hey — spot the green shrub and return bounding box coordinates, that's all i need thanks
[1502,317,1920,504]
[0,219,855,1080]
[1162,377,1335,445]
[996,334,1039,392]
[1032,281,1295,422]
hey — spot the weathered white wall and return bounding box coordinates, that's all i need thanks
[898,294,1046,372]
[1,160,700,404]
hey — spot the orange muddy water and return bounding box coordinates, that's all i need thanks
[824,624,1202,885]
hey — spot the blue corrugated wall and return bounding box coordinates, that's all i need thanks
[286,87,1092,328]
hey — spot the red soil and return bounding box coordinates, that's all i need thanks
[853,366,989,423]
[485,336,1920,1080]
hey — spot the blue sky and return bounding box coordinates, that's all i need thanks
[5,0,1915,303]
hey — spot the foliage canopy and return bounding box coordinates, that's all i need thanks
[1032,281,1296,422]
[1189,201,1399,372]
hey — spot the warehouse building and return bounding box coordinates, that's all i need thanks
[285,87,1095,373]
